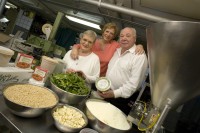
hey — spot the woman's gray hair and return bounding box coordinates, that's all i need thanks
[79,30,97,43]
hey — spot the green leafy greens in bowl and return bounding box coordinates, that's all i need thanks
[50,73,90,95]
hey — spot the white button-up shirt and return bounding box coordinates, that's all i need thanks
[106,45,148,98]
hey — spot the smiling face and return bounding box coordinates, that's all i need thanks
[102,28,115,42]
[80,34,95,53]
[101,23,118,43]
[119,27,136,51]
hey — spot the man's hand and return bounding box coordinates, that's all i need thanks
[70,46,79,60]
[135,44,145,55]
[97,89,114,98]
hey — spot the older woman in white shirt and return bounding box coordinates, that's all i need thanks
[63,30,100,84]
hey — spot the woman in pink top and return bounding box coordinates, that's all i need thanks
[71,23,144,76]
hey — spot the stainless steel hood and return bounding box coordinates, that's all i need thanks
[80,0,171,22]
[147,21,200,111]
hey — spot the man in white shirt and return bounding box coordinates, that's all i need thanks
[98,27,148,114]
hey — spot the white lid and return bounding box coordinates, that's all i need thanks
[42,56,58,64]
[0,67,34,72]
[53,57,66,64]
[95,77,111,92]
[0,46,14,56]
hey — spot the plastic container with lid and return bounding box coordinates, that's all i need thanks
[40,56,58,74]
[53,57,67,73]
[95,77,111,92]
[0,46,14,67]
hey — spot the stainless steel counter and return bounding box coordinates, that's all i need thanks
[0,94,140,133]
[0,95,61,133]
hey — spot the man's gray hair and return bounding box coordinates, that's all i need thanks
[79,30,97,43]
[121,27,137,37]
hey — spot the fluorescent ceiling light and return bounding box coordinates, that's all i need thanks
[0,17,9,23]
[66,15,101,30]
[6,2,17,9]
[5,5,10,9]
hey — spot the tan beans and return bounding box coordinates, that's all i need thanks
[3,84,57,108]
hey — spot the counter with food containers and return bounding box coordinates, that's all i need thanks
[0,46,138,133]
[0,94,140,133]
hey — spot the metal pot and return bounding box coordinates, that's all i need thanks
[52,104,88,133]
[85,99,132,133]
[50,81,90,105]
[2,83,59,118]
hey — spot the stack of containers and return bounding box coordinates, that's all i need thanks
[0,46,33,90]
[41,56,58,75]
[0,46,14,67]
[53,57,67,74]
[40,56,58,86]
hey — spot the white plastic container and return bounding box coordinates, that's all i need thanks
[40,56,58,74]
[0,67,33,90]
[53,57,67,73]
[95,77,111,92]
[0,46,14,67]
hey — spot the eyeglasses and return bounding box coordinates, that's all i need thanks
[81,38,93,46]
